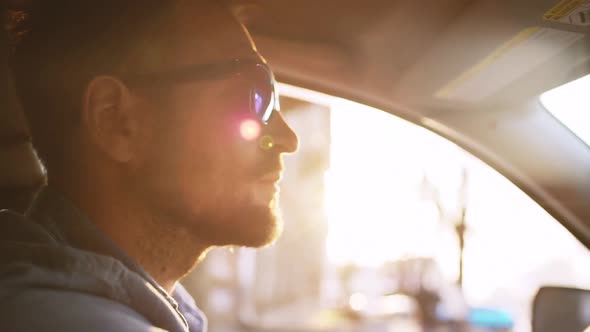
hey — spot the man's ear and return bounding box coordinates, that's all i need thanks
[82,76,139,163]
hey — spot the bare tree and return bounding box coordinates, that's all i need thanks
[420,167,469,287]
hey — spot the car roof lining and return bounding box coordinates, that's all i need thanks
[241,0,589,108]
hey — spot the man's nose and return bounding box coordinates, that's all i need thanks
[265,112,299,154]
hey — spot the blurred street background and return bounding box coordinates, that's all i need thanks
[182,87,590,332]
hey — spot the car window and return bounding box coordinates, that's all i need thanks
[183,85,590,332]
[541,73,590,146]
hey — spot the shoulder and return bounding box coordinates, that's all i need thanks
[0,288,166,332]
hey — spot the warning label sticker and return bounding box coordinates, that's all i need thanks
[544,0,590,26]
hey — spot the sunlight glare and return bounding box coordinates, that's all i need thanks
[240,119,262,141]
[278,83,590,313]
[349,292,368,312]
[325,98,465,271]
[540,73,590,145]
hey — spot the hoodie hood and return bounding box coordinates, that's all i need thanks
[0,188,206,332]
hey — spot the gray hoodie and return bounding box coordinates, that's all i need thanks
[0,187,206,332]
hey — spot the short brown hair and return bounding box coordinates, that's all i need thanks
[6,1,178,173]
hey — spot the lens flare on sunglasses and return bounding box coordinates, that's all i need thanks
[239,119,262,141]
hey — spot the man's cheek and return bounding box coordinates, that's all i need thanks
[215,125,259,178]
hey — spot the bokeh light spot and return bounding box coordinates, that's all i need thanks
[240,119,261,141]
[349,292,368,312]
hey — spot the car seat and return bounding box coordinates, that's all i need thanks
[0,6,45,212]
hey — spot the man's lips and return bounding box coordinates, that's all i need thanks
[258,172,283,184]
[254,172,283,198]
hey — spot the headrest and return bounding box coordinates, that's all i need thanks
[1,6,45,211]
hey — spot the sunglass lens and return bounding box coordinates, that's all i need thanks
[249,65,276,123]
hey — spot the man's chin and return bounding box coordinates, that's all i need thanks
[191,199,283,248]
[244,214,283,248]
[237,200,283,248]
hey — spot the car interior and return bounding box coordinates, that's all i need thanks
[2,0,590,331]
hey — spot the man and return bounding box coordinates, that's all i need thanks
[0,1,298,331]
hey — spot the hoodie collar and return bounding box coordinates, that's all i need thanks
[25,186,206,331]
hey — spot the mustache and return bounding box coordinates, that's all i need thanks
[250,154,284,178]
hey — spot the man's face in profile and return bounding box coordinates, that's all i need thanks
[129,2,298,247]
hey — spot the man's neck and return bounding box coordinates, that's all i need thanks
[55,176,209,293]
[123,214,210,293]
